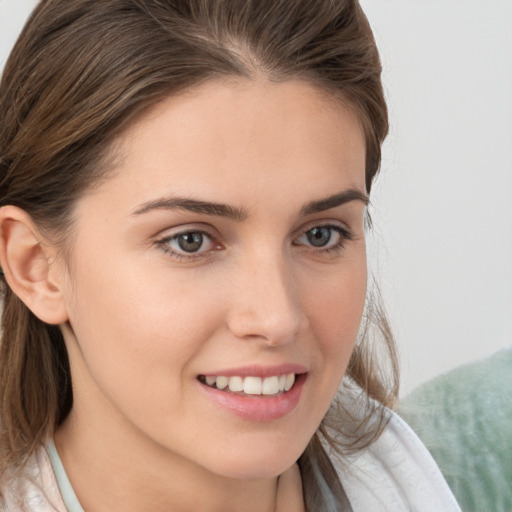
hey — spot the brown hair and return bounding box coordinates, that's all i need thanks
[0,0,396,508]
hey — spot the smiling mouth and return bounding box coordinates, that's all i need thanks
[198,373,296,396]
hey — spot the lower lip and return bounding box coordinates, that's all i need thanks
[198,374,306,422]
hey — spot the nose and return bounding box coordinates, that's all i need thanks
[226,252,307,346]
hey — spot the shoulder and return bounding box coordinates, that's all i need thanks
[0,445,66,511]
[329,409,462,512]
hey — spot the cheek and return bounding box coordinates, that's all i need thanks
[304,258,367,361]
[62,267,231,451]
[292,256,367,438]
[64,259,225,400]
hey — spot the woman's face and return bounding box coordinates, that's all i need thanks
[58,78,367,479]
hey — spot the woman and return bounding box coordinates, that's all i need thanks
[0,0,460,510]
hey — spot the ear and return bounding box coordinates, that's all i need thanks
[0,205,68,325]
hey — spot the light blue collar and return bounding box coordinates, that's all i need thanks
[46,440,85,512]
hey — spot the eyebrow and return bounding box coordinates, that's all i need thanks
[132,197,249,221]
[299,189,369,215]
[132,188,368,220]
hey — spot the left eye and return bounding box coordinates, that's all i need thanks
[164,231,215,254]
[296,225,348,249]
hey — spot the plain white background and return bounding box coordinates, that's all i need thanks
[1,0,511,396]
[360,0,512,394]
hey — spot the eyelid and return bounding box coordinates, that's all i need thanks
[153,219,354,263]
[153,221,223,245]
[154,225,223,261]
[292,219,352,240]
[292,222,353,254]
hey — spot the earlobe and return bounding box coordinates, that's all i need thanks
[0,205,69,325]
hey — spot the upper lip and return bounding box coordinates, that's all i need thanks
[199,363,308,378]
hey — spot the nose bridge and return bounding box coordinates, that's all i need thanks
[227,247,304,345]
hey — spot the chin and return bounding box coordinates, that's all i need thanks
[197,436,308,480]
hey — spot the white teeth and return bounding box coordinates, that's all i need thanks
[228,376,244,392]
[262,376,280,395]
[284,373,295,391]
[204,373,296,395]
[205,376,217,386]
[243,376,262,395]
[216,376,228,390]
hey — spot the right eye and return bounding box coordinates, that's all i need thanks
[173,231,209,253]
[294,224,352,252]
[156,229,219,260]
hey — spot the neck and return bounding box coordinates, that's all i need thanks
[54,409,303,512]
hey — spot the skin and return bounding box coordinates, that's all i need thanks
[18,78,367,510]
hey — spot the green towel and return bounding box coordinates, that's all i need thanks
[399,349,512,512]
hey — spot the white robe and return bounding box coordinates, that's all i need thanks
[0,410,461,512]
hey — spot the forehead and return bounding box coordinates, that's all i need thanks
[83,78,366,214]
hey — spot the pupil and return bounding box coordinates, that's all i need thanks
[178,232,203,252]
[307,227,331,247]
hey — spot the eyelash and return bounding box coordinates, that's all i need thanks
[294,224,353,254]
[156,229,218,262]
[155,224,353,262]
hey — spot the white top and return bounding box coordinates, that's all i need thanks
[332,412,461,511]
[0,411,461,511]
